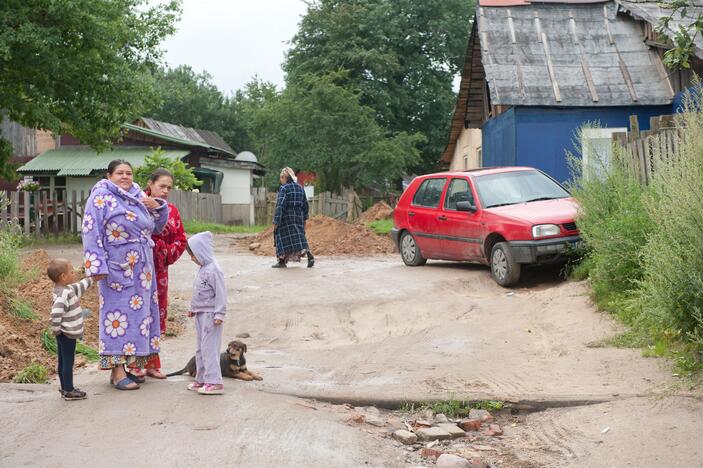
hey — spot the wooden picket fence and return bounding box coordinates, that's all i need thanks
[612,114,682,185]
[258,189,363,224]
[0,188,222,237]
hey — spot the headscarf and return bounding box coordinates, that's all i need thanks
[280,167,297,183]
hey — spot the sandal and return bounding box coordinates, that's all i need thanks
[126,372,146,384]
[62,389,87,401]
[187,382,204,391]
[146,369,167,380]
[112,377,140,391]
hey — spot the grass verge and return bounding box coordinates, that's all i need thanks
[183,219,268,235]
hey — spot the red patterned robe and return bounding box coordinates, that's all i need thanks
[151,202,187,334]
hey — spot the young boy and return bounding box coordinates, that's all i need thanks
[48,258,101,401]
[186,231,227,395]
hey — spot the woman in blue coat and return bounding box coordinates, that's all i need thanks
[272,167,315,268]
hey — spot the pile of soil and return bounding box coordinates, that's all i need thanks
[357,201,394,224]
[0,250,100,381]
[247,215,396,257]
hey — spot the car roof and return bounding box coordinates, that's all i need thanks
[417,166,537,179]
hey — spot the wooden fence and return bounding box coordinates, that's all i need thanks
[0,188,222,237]
[613,114,682,185]
[257,189,364,224]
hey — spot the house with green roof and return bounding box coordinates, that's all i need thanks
[17,118,267,225]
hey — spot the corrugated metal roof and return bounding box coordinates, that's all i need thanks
[616,0,703,59]
[17,147,188,176]
[478,2,674,106]
[137,118,235,155]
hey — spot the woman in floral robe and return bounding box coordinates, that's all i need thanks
[82,160,169,390]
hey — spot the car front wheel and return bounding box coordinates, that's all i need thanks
[490,242,521,287]
[400,232,427,266]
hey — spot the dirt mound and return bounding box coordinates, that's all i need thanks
[357,201,393,224]
[247,215,396,257]
[0,250,100,381]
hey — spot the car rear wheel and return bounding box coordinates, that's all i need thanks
[490,242,521,287]
[400,232,427,266]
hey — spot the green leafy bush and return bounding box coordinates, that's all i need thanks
[13,362,49,384]
[133,147,203,191]
[8,298,37,321]
[0,228,22,285]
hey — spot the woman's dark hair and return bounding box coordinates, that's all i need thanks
[148,168,174,183]
[107,159,133,175]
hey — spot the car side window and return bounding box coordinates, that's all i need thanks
[412,178,446,208]
[444,178,474,210]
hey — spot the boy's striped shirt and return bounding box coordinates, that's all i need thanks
[50,278,93,340]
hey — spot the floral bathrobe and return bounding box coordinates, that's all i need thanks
[150,199,187,334]
[82,180,169,369]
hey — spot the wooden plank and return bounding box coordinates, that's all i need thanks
[0,191,6,225]
[629,115,640,140]
[534,12,543,43]
[10,191,19,222]
[618,57,638,102]
[604,4,614,45]
[643,137,652,183]
[650,50,675,98]
[541,33,562,103]
[480,32,490,53]
[71,191,77,234]
[23,191,30,235]
[52,190,59,237]
[580,57,599,103]
[569,13,579,45]
[637,139,647,184]
[42,191,49,237]
[507,10,517,44]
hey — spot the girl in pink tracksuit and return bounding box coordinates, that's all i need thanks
[185,231,227,395]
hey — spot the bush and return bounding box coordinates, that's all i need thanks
[634,96,703,342]
[569,127,652,311]
[13,362,49,384]
[8,297,38,321]
[133,147,203,191]
[0,228,22,285]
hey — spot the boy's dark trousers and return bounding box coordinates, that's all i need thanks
[56,334,76,391]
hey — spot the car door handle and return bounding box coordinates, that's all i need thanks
[408,211,416,217]
[438,215,447,221]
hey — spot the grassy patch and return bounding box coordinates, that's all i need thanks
[41,329,100,361]
[417,399,505,418]
[8,297,38,321]
[366,219,393,235]
[0,229,22,286]
[183,220,268,235]
[21,234,81,247]
[13,362,49,384]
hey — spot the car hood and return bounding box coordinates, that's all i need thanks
[483,198,580,225]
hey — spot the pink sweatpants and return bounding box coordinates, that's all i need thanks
[194,312,223,385]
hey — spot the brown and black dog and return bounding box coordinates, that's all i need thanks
[166,340,263,381]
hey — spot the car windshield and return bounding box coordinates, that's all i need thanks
[475,170,570,209]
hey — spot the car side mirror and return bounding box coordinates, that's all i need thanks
[456,201,477,213]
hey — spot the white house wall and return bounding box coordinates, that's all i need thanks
[67,176,100,196]
[202,165,252,204]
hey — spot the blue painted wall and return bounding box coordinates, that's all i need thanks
[482,105,672,182]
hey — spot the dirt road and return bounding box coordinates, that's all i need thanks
[2,236,701,467]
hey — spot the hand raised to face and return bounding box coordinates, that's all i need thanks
[141,196,159,210]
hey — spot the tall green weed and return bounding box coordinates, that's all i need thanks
[568,126,652,311]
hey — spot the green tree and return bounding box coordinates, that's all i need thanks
[284,0,475,172]
[133,148,202,190]
[657,0,703,70]
[259,72,422,192]
[0,0,181,179]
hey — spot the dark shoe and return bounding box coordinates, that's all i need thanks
[62,389,87,400]
[307,252,315,268]
[272,261,287,268]
[126,372,146,384]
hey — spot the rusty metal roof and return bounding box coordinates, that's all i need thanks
[137,118,236,156]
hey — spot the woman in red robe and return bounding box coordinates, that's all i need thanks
[131,168,187,380]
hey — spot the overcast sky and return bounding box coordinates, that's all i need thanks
[161,0,308,95]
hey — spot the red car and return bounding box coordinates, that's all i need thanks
[391,167,581,286]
